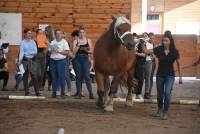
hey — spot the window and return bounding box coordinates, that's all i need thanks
[147,14,159,20]
[0,13,22,45]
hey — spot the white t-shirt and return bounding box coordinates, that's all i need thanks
[50,39,70,60]
[146,42,153,61]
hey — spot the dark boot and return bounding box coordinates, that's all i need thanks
[52,92,56,98]
[153,109,162,117]
[89,93,95,99]
[144,93,151,99]
[61,92,65,99]
[25,92,30,96]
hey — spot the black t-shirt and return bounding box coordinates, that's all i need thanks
[153,46,179,77]
[0,58,7,69]
[136,43,146,62]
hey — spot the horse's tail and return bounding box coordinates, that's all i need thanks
[119,73,138,93]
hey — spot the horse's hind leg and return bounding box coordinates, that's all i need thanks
[95,71,105,108]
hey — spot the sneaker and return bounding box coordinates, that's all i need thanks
[66,92,71,97]
[136,94,143,99]
[160,112,169,120]
[132,94,136,99]
[153,110,162,117]
[56,91,61,96]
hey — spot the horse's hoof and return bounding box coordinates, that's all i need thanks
[96,101,104,108]
[125,101,133,107]
[104,105,113,112]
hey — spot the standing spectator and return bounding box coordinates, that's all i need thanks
[62,31,71,96]
[49,29,70,98]
[71,30,84,97]
[143,32,153,99]
[0,50,9,90]
[152,34,182,120]
[0,31,9,58]
[148,32,156,96]
[35,29,48,92]
[135,38,146,99]
[42,26,55,91]
[72,26,94,99]
[18,28,39,96]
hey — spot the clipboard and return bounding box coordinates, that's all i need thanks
[1,43,9,48]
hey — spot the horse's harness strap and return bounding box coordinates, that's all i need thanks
[117,31,132,43]
[120,31,132,39]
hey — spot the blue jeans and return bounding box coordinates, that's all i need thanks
[15,73,23,86]
[156,76,175,112]
[144,60,152,94]
[65,61,71,92]
[75,55,93,97]
[50,59,66,95]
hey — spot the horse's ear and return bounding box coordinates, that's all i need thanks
[111,15,116,20]
[125,14,130,20]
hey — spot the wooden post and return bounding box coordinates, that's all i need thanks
[141,0,147,32]
[196,36,200,79]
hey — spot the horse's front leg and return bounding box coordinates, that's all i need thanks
[95,71,105,108]
[125,68,135,107]
[104,73,125,112]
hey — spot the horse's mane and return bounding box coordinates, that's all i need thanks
[96,16,131,45]
[114,16,131,35]
[108,19,116,34]
[45,26,55,42]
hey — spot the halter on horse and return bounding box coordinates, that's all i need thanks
[94,16,137,112]
[114,16,132,44]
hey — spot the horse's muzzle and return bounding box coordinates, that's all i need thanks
[125,42,135,50]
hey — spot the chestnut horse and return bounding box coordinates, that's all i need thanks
[93,16,137,112]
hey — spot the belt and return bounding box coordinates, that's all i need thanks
[76,53,88,56]
[23,56,36,61]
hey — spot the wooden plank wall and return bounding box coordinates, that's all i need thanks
[0,0,132,72]
[0,0,74,34]
[164,0,200,33]
[73,0,132,43]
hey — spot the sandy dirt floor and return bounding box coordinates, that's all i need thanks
[0,74,199,134]
[0,99,199,134]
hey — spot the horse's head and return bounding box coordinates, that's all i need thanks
[112,16,135,50]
